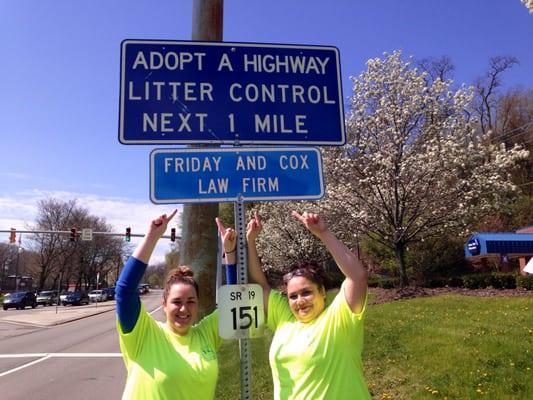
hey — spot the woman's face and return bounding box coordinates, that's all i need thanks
[286,276,326,323]
[163,283,199,335]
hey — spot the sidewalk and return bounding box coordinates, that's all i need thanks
[0,302,116,327]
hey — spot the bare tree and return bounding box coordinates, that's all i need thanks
[416,55,455,84]
[29,198,125,291]
[29,199,79,291]
[473,56,519,135]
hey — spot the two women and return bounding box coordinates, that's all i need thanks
[115,210,236,399]
[116,209,370,399]
[247,210,371,399]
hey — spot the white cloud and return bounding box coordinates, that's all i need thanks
[0,189,182,265]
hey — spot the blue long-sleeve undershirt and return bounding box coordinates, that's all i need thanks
[116,256,237,333]
[115,256,146,333]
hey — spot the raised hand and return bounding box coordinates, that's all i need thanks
[292,211,327,237]
[215,217,237,253]
[133,209,178,264]
[246,210,262,242]
[148,209,178,238]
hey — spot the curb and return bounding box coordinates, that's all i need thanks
[0,305,116,328]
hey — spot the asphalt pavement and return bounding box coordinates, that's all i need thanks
[0,292,164,399]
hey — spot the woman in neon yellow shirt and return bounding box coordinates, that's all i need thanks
[116,210,236,400]
[247,211,371,400]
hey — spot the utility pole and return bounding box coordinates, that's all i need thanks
[14,234,22,291]
[179,0,223,315]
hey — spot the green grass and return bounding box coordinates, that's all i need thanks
[216,295,533,399]
[365,295,532,399]
[216,331,274,400]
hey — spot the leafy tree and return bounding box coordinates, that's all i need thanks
[249,52,529,287]
[321,51,528,286]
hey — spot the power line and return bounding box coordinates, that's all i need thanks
[489,121,533,144]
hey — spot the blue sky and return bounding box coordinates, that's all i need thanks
[1,0,532,263]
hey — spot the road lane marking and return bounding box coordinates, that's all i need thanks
[0,355,51,378]
[0,353,122,358]
[0,304,163,377]
[149,305,163,315]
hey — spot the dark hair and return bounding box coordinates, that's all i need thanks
[163,266,199,302]
[282,261,331,290]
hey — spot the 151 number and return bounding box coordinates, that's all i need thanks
[230,306,258,330]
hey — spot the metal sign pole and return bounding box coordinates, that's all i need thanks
[234,199,251,400]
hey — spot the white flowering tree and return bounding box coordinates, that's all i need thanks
[252,201,327,270]
[320,51,528,286]
[254,51,528,287]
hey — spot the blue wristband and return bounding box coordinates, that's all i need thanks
[225,264,237,285]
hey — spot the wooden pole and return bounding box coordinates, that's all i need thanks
[180,0,224,315]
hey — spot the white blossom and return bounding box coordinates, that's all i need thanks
[255,51,528,285]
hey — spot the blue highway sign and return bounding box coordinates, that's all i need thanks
[150,147,324,203]
[119,40,345,145]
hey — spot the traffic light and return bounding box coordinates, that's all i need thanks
[70,228,77,242]
[9,228,16,244]
[125,227,131,242]
[170,228,176,242]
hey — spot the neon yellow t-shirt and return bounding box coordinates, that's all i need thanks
[118,304,221,400]
[267,281,371,400]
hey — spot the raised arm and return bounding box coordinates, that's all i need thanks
[132,210,177,263]
[246,211,270,311]
[292,211,367,314]
[116,210,177,333]
[215,217,237,284]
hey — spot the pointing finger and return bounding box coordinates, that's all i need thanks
[292,211,304,222]
[215,217,226,234]
[167,209,178,221]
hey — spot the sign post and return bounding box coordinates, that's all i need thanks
[235,199,252,399]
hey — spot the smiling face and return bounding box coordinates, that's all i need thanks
[286,276,326,323]
[163,283,199,336]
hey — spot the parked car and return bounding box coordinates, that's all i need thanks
[62,291,90,306]
[3,291,37,310]
[103,286,115,300]
[36,290,58,306]
[59,291,69,303]
[88,290,107,302]
[138,283,150,295]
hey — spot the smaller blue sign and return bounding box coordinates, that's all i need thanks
[150,147,324,203]
[466,237,481,256]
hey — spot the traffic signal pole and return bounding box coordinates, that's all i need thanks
[0,229,180,241]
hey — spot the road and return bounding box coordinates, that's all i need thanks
[0,291,164,400]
